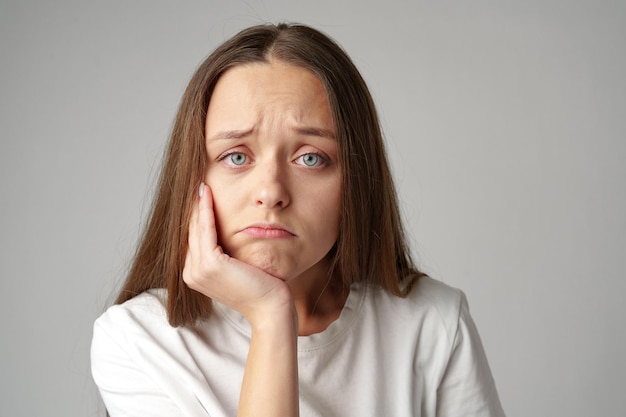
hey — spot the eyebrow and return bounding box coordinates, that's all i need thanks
[293,127,336,140]
[208,128,255,142]
[208,126,336,142]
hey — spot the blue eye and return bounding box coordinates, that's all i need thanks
[296,153,327,167]
[227,152,247,166]
[302,154,319,166]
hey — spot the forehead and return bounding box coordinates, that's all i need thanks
[209,60,328,107]
[206,61,333,127]
[214,60,326,97]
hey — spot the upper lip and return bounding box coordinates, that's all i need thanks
[240,222,296,235]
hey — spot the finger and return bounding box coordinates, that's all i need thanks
[182,246,193,285]
[188,183,208,274]
[187,184,201,254]
[198,183,219,256]
[183,185,204,288]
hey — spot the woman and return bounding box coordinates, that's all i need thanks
[92,23,505,417]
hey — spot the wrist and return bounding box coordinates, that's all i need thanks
[247,287,297,336]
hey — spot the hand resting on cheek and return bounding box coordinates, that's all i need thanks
[182,183,296,329]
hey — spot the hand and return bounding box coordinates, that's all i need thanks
[182,183,294,327]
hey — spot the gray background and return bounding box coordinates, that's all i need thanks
[1,0,624,416]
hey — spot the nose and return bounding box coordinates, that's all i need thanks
[255,164,290,209]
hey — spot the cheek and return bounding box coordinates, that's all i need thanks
[327,179,342,221]
[310,185,342,242]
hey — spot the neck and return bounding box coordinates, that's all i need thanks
[286,261,348,336]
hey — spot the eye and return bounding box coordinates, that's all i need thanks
[229,153,247,166]
[218,151,249,167]
[294,152,329,168]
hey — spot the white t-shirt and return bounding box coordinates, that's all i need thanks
[91,276,505,416]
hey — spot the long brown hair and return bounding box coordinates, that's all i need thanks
[115,23,424,327]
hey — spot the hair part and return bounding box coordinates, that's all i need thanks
[115,23,424,327]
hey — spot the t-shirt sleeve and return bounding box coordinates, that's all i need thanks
[436,292,506,417]
[91,316,189,417]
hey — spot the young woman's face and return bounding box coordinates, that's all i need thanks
[204,61,341,282]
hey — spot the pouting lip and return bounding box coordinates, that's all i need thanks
[238,222,296,236]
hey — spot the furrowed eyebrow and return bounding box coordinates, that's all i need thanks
[208,128,254,141]
[294,127,336,140]
[208,126,336,141]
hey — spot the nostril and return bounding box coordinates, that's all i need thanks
[256,198,285,208]
[255,179,290,209]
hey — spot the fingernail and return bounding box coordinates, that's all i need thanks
[198,183,205,198]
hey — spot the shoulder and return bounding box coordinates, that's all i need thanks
[91,291,227,415]
[94,289,169,334]
[368,276,466,333]
[91,289,196,393]
[407,275,465,311]
[357,275,477,366]
[91,289,174,371]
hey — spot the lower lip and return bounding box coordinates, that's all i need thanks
[241,227,294,238]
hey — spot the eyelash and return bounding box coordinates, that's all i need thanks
[216,151,331,168]
[217,151,249,167]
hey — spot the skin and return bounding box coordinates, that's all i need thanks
[183,60,347,417]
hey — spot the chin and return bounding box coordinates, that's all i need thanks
[239,251,292,279]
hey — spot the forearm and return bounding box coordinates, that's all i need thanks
[238,308,299,417]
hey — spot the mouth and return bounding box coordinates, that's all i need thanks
[239,222,296,239]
